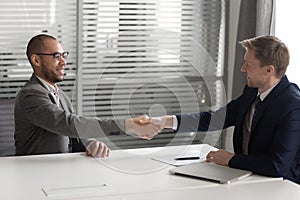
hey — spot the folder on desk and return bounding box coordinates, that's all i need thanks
[169,162,252,184]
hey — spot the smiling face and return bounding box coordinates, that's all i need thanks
[239,36,290,93]
[240,49,275,93]
[31,38,67,86]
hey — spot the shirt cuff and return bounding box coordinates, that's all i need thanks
[172,115,178,130]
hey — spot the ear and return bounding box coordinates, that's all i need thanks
[266,65,275,74]
[31,54,42,68]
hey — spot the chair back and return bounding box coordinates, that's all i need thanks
[0,99,16,156]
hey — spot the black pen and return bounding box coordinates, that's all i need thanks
[174,157,200,160]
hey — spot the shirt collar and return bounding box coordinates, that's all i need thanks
[258,81,279,101]
[35,75,59,93]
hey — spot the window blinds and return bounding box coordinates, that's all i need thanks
[79,0,226,149]
[0,0,77,99]
[0,0,226,150]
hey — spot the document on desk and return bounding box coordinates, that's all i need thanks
[152,150,206,166]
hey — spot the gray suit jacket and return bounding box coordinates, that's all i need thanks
[14,74,125,156]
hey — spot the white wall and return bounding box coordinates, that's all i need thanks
[275,1,300,87]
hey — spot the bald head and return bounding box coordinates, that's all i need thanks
[26,34,57,66]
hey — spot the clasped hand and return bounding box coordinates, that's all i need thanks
[125,115,166,140]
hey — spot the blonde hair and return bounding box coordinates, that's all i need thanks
[240,35,290,78]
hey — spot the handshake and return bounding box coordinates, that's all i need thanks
[125,115,174,140]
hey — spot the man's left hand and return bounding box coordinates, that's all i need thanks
[206,149,234,166]
[86,141,110,158]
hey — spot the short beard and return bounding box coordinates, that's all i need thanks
[55,77,64,83]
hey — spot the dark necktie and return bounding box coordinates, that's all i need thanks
[54,92,59,106]
[250,96,262,132]
[51,89,60,106]
[242,95,262,154]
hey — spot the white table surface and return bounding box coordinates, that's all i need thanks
[84,180,300,200]
[0,144,297,200]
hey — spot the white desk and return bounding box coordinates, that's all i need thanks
[0,144,299,200]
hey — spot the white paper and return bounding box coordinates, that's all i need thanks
[152,150,206,166]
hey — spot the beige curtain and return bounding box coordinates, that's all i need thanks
[231,0,275,99]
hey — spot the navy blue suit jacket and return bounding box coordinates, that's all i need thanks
[176,76,300,183]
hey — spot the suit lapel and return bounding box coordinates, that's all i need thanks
[57,90,72,113]
[250,100,264,134]
[250,76,291,134]
[29,74,58,105]
[238,88,257,129]
[58,92,67,111]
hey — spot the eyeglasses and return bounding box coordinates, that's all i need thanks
[36,51,69,60]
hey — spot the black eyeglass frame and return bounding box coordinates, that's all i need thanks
[35,51,69,59]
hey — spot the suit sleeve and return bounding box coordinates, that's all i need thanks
[19,87,125,139]
[175,97,241,133]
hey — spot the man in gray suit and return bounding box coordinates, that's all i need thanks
[14,34,160,157]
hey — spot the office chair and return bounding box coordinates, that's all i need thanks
[0,99,16,156]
